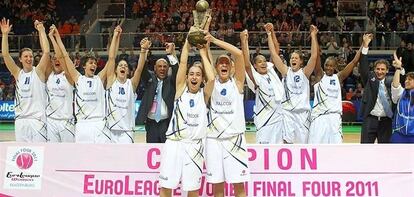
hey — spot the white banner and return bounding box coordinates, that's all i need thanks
[0,143,413,196]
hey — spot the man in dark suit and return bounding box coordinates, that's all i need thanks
[359,34,394,143]
[136,43,179,143]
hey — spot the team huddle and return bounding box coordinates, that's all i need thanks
[2,17,414,196]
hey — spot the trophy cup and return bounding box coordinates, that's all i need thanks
[187,0,211,46]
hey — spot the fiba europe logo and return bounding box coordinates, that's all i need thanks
[16,153,34,169]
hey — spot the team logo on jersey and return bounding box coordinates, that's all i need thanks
[220,88,227,96]
[330,79,336,85]
[294,75,300,82]
[189,99,195,107]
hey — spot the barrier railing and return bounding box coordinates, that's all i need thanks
[2,31,411,52]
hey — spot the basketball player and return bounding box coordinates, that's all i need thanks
[390,52,414,143]
[308,34,366,143]
[267,25,319,144]
[204,32,249,197]
[105,28,151,143]
[159,36,215,197]
[51,26,119,143]
[46,25,75,143]
[241,26,284,144]
[1,19,50,142]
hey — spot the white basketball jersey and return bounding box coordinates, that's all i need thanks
[46,72,74,120]
[166,87,207,140]
[311,74,342,119]
[106,79,136,131]
[251,65,284,130]
[208,78,246,138]
[15,69,47,120]
[74,75,105,120]
[282,68,310,111]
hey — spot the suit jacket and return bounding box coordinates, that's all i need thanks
[136,56,179,124]
[358,54,395,118]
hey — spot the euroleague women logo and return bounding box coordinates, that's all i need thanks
[16,152,34,169]
[4,147,44,190]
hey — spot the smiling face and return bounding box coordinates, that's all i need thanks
[373,59,389,80]
[405,73,414,90]
[19,48,34,71]
[186,63,204,94]
[215,55,232,82]
[324,57,337,76]
[51,56,63,74]
[254,55,267,74]
[154,59,169,79]
[289,51,304,72]
[83,57,97,77]
[116,60,129,81]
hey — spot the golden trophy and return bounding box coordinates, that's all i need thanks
[187,0,211,46]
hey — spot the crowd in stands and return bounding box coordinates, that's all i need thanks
[0,0,94,50]
[128,0,414,49]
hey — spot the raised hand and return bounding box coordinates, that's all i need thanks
[362,33,373,48]
[204,32,216,43]
[240,29,248,42]
[264,23,273,33]
[140,37,151,50]
[392,51,402,69]
[48,24,57,37]
[34,20,45,32]
[0,18,12,35]
[114,25,122,36]
[310,25,318,37]
[165,42,175,54]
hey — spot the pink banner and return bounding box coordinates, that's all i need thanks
[1,143,413,196]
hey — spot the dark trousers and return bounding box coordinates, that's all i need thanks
[361,115,392,143]
[145,118,170,143]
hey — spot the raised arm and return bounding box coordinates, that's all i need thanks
[240,29,256,87]
[0,18,20,78]
[165,42,180,85]
[175,39,190,99]
[303,25,319,79]
[200,45,215,103]
[391,51,404,103]
[392,52,403,88]
[48,25,74,85]
[265,23,288,76]
[206,33,245,92]
[313,46,323,83]
[34,20,50,82]
[131,38,151,90]
[104,26,122,88]
[54,27,80,84]
[100,25,121,85]
[337,46,362,82]
[269,23,280,55]
[203,15,214,65]
[358,34,373,85]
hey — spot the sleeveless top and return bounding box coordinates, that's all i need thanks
[46,72,74,120]
[208,78,246,138]
[74,75,105,120]
[15,69,47,120]
[166,87,207,141]
[106,79,136,131]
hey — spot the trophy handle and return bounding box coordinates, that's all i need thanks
[201,9,212,30]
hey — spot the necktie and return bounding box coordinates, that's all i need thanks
[378,81,393,118]
[155,81,163,122]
